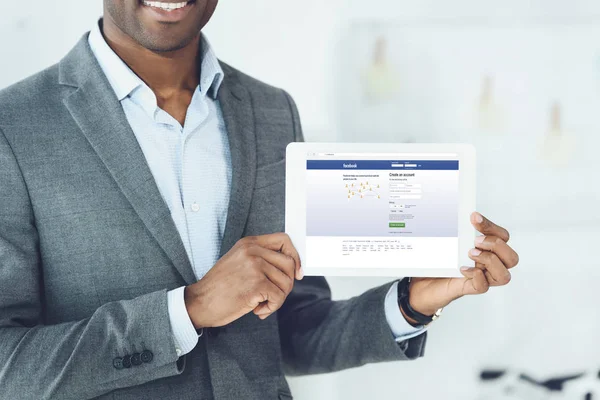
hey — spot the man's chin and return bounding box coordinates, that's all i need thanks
[135,31,199,53]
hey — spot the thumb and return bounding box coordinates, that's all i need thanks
[459,267,490,295]
[460,266,476,279]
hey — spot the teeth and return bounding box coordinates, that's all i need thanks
[142,1,189,11]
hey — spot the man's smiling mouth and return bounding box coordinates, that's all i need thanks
[141,1,194,11]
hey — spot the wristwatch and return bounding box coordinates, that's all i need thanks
[397,277,443,326]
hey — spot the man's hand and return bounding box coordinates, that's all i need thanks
[184,233,302,329]
[405,212,520,320]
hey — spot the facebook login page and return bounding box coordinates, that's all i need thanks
[306,153,459,271]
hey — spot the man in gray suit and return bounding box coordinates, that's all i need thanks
[0,1,519,399]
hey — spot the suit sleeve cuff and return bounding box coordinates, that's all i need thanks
[384,281,427,342]
[167,286,199,357]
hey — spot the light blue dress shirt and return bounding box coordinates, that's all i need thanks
[88,23,424,357]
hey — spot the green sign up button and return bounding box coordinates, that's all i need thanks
[389,222,406,228]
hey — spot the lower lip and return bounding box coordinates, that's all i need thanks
[141,1,195,23]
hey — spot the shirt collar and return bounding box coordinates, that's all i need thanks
[199,35,224,100]
[88,20,224,102]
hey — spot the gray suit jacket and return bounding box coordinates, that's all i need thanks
[0,34,426,400]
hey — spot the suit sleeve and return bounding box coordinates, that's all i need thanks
[0,127,185,400]
[278,91,427,376]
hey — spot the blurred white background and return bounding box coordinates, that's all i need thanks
[2,1,600,399]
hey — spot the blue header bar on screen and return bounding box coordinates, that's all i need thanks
[306,160,459,170]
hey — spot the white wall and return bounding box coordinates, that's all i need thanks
[2,1,599,399]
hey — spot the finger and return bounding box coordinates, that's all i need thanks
[253,261,292,318]
[247,233,303,280]
[260,258,295,296]
[251,246,296,282]
[459,267,490,294]
[251,279,286,319]
[482,267,511,288]
[468,249,511,286]
[253,302,272,317]
[474,235,519,269]
[471,212,510,242]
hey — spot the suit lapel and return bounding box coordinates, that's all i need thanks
[217,66,257,257]
[60,36,197,285]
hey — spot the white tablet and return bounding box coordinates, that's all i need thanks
[285,143,476,278]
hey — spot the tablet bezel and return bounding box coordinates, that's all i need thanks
[285,143,476,278]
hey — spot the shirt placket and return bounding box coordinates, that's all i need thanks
[180,90,210,276]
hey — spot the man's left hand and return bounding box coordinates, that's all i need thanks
[405,212,520,319]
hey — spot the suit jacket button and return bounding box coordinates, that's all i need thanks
[141,350,153,363]
[113,357,124,370]
[131,352,142,366]
[122,354,132,368]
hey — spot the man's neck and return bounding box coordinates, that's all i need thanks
[101,21,200,99]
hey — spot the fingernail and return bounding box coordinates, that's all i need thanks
[298,267,304,280]
[460,266,471,272]
[475,235,486,244]
[470,248,482,256]
[475,213,484,223]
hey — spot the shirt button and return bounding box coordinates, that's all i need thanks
[176,348,182,357]
[191,203,200,212]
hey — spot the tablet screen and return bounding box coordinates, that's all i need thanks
[305,152,459,271]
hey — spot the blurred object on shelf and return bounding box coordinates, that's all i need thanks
[362,36,400,104]
[474,368,600,400]
[476,75,506,135]
[562,371,600,400]
[540,101,576,167]
[474,369,549,400]
[338,29,417,144]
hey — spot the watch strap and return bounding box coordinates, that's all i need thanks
[397,278,442,326]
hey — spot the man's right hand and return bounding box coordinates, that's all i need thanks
[184,233,302,329]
